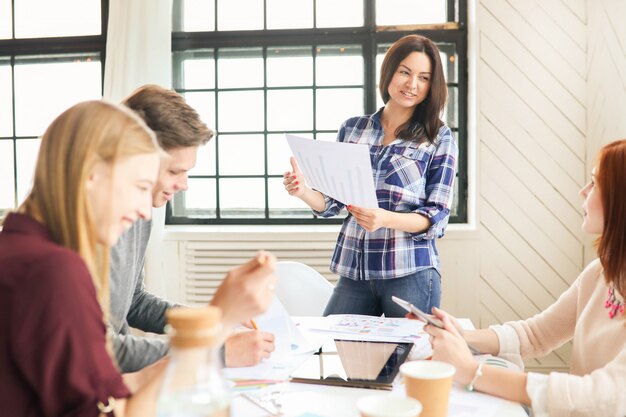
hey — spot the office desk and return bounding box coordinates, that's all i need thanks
[229,317,527,417]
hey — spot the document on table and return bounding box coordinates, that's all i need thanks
[286,134,379,209]
[223,297,321,381]
[447,386,507,417]
[252,297,316,356]
[304,314,433,360]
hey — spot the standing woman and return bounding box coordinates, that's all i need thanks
[284,35,458,317]
[422,139,626,416]
[0,101,165,417]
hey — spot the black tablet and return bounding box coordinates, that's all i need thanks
[290,339,413,390]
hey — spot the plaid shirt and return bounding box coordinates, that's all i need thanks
[315,108,458,280]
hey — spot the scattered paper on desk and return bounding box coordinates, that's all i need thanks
[447,386,507,417]
[243,387,361,417]
[224,352,313,381]
[223,297,320,382]
[307,314,433,360]
[253,297,317,356]
[309,314,426,342]
[286,134,379,208]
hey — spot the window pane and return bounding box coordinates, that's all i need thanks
[0,61,12,137]
[316,46,363,86]
[189,136,216,176]
[218,134,264,175]
[219,178,265,218]
[217,48,263,89]
[316,88,364,131]
[439,43,458,83]
[180,0,215,31]
[316,0,363,28]
[14,0,100,38]
[266,47,312,87]
[267,133,297,175]
[183,56,215,89]
[184,92,216,131]
[217,0,263,31]
[218,91,264,132]
[444,86,458,128]
[176,178,217,214]
[0,0,11,39]
[376,45,387,76]
[267,89,313,131]
[268,177,311,218]
[267,0,313,29]
[376,46,387,109]
[16,138,40,204]
[0,140,15,209]
[14,55,101,137]
[376,0,447,26]
[450,174,458,217]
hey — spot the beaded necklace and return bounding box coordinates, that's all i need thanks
[604,285,625,319]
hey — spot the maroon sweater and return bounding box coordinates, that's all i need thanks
[0,213,130,416]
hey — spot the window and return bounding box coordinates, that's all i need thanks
[169,0,467,225]
[0,0,106,219]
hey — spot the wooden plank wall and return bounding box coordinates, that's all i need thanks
[586,0,626,266]
[477,0,587,372]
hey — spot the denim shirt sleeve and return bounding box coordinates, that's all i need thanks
[411,126,458,241]
[312,121,348,218]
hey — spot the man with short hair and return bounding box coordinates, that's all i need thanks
[111,84,275,373]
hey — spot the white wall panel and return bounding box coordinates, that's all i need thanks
[477,0,590,371]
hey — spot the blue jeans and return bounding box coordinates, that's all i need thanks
[323,268,441,318]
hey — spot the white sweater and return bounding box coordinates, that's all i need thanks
[492,259,626,417]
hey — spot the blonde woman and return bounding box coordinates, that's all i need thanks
[0,101,276,416]
[0,100,161,416]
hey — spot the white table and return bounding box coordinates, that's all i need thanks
[228,317,527,417]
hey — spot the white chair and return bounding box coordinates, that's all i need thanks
[275,261,335,316]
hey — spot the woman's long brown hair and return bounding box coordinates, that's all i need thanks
[595,139,626,298]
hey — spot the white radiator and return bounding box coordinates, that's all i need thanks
[180,232,339,305]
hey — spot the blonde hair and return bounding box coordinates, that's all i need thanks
[21,100,160,323]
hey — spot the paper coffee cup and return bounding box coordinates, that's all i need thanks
[400,360,455,417]
[357,395,422,417]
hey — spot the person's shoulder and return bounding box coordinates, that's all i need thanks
[342,113,377,130]
[435,123,455,143]
[580,259,603,282]
[572,258,605,296]
[111,218,152,254]
[26,244,92,292]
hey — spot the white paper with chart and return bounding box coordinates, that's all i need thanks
[286,134,379,209]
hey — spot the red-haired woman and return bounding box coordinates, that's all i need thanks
[421,139,626,416]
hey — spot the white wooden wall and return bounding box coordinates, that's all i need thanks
[152,0,626,374]
[586,0,626,260]
[476,0,587,372]
[474,0,626,372]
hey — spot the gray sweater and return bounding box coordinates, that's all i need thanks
[109,219,174,373]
